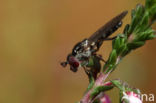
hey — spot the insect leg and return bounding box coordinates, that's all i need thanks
[83,67,91,78]
[95,54,106,63]
[91,40,103,53]
[104,36,117,40]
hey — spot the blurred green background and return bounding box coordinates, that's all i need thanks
[0,0,156,103]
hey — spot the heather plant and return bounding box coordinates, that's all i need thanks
[77,0,156,103]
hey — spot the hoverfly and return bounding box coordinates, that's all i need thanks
[61,11,128,72]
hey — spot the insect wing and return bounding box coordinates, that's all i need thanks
[88,11,128,44]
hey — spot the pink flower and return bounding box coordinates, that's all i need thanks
[94,93,111,103]
[99,94,111,103]
[122,91,142,103]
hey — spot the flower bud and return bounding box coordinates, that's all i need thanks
[122,91,142,103]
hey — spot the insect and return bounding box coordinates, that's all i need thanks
[61,11,128,72]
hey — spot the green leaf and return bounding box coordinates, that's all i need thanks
[145,0,156,22]
[127,41,145,50]
[103,63,109,72]
[149,5,156,22]
[118,44,127,56]
[108,49,117,64]
[133,89,141,94]
[112,36,121,49]
[141,12,149,27]
[121,48,131,57]
[135,29,154,41]
[104,64,114,73]
[113,37,127,56]
[134,12,149,33]
[123,24,130,35]
[146,34,156,40]
[111,80,124,91]
[145,0,156,10]
[120,37,126,45]
[131,9,136,19]
[128,4,145,34]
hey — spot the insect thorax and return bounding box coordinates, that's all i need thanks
[72,39,92,60]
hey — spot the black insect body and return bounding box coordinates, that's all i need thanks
[61,11,128,72]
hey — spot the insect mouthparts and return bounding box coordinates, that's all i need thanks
[60,62,68,67]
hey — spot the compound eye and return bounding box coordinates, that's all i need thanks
[67,55,80,72]
[69,60,79,72]
[68,56,80,68]
[72,61,79,68]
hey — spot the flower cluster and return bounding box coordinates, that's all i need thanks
[122,91,142,103]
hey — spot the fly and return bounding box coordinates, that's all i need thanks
[61,11,128,72]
